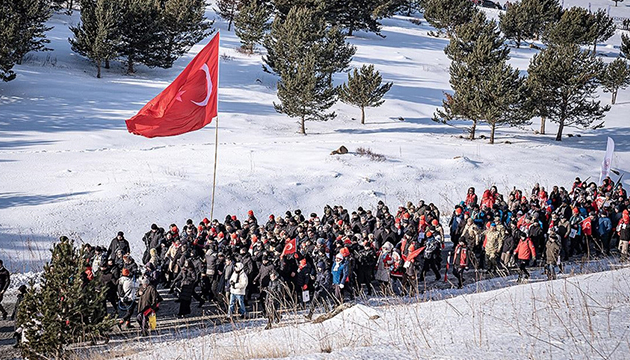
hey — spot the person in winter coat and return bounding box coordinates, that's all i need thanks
[228,262,248,318]
[483,223,503,272]
[465,187,478,209]
[136,277,162,336]
[598,212,613,255]
[545,234,561,280]
[617,210,630,260]
[419,232,441,282]
[514,232,536,282]
[452,239,469,289]
[0,260,9,320]
[108,232,130,260]
[295,258,314,303]
[331,253,349,303]
[117,267,137,328]
[307,261,333,319]
[264,271,286,329]
[355,241,377,295]
[142,224,163,264]
[375,242,394,287]
[172,260,198,317]
[500,227,517,269]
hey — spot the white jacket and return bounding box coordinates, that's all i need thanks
[229,266,248,296]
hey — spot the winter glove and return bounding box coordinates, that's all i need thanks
[302,284,308,290]
[339,284,345,289]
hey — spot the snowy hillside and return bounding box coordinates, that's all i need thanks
[116,266,630,360]
[1,0,630,274]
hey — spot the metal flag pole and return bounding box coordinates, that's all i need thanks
[210,32,220,221]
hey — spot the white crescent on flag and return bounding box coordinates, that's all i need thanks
[192,64,212,107]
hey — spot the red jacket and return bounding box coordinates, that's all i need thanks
[514,238,536,260]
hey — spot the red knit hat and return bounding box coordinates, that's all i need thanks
[248,210,254,216]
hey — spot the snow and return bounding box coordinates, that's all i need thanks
[119,267,630,360]
[1,0,629,357]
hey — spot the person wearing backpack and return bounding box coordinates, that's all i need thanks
[117,267,138,329]
[419,231,440,282]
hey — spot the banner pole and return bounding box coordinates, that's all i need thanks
[210,32,220,221]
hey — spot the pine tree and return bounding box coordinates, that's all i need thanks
[499,0,538,48]
[476,62,527,144]
[621,33,630,58]
[266,7,353,134]
[9,0,53,64]
[339,64,393,124]
[161,0,214,67]
[527,44,609,141]
[215,0,241,31]
[116,0,165,74]
[423,0,477,37]
[600,58,630,105]
[17,237,115,359]
[326,0,383,36]
[69,0,118,78]
[435,12,525,142]
[0,4,19,82]
[271,0,326,19]
[543,6,594,46]
[234,0,270,54]
[275,57,336,134]
[613,0,624,6]
[529,0,562,39]
[587,9,615,55]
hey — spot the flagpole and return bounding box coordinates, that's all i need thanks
[210,32,220,221]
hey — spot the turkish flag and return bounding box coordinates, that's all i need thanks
[282,239,296,257]
[125,33,220,138]
[402,246,425,262]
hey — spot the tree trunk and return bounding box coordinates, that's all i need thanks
[228,1,236,31]
[360,106,365,125]
[469,120,477,140]
[300,116,306,135]
[555,120,564,141]
[105,59,110,69]
[540,117,546,134]
[348,23,354,37]
[612,89,617,105]
[127,54,134,74]
[517,33,521,48]
[97,61,101,79]
[490,123,496,144]
[593,39,597,55]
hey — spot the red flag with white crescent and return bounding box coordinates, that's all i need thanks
[282,238,296,257]
[125,33,219,138]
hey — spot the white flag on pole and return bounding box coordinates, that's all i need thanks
[600,137,614,184]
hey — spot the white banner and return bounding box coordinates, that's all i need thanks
[600,137,615,184]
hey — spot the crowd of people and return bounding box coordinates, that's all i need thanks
[70,175,630,333]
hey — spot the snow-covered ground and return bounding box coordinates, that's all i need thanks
[114,266,630,360]
[0,0,628,275]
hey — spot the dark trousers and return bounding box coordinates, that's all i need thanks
[518,259,530,280]
[419,258,440,281]
[453,267,465,288]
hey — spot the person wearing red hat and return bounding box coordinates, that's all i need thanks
[617,210,630,260]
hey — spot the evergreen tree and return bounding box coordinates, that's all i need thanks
[160,0,214,67]
[0,3,19,82]
[587,9,615,55]
[543,6,594,46]
[17,237,115,359]
[527,44,609,141]
[266,7,354,134]
[275,57,336,134]
[499,0,538,48]
[600,57,630,105]
[9,0,53,64]
[476,62,527,144]
[215,0,241,31]
[69,0,118,78]
[116,0,164,74]
[613,0,624,6]
[435,12,525,142]
[423,0,477,37]
[339,64,393,124]
[326,0,383,36]
[620,33,630,58]
[530,0,562,39]
[271,0,326,20]
[234,0,270,54]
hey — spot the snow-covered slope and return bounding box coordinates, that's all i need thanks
[1,0,630,272]
[120,267,630,360]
